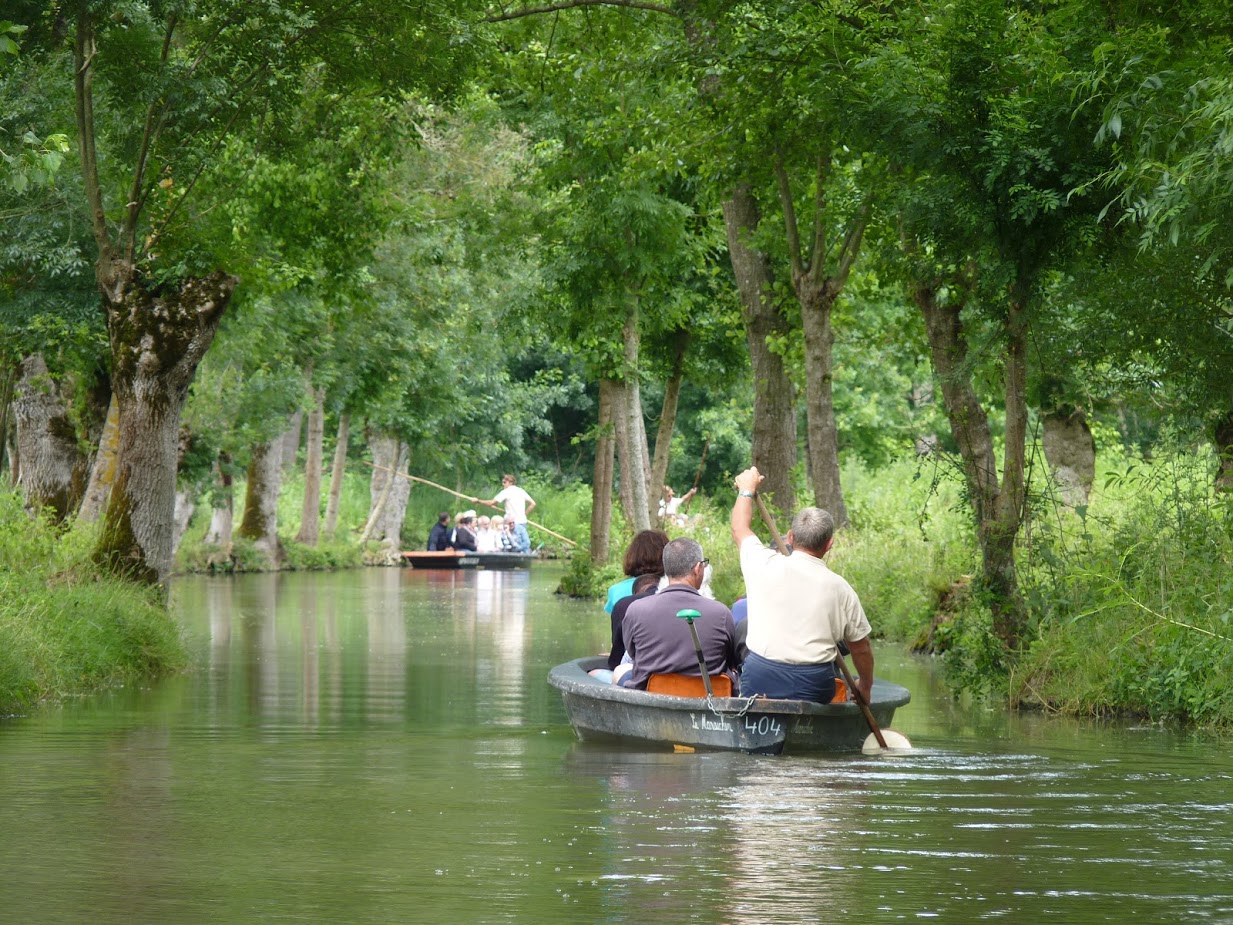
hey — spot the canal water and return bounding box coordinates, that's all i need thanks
[2,566,1231,924]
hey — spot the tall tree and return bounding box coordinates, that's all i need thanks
[10,0,476,586]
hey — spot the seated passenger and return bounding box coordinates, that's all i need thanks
[427,511,451,551]
[607,572,661,670]
[452,513,478,552]
[614,538,738,691]
[498,517,519,552]
[730,466,874,704]
[604,529,670,614]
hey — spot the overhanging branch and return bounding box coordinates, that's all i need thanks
[484,0,675,23]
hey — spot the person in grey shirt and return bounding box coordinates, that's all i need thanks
[616,537,739,691]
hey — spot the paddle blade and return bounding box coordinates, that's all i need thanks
[862,729,913,755]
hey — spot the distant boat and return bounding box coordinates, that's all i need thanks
[548,656,911,755]
[401,550,536,570]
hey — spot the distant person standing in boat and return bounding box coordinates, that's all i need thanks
[474,474,534,554]
[658,485,696,526]
[730,466,874,705]
[427,512,451,551]
[615,538,738,690]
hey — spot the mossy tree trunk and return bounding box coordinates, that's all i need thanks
[13,354,88,523]
[93,274,236,585]
[722,184,797,513]
[237,438,284,566]
[78,393,120,523]
[913,279,1029,651]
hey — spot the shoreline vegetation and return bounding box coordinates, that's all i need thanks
[6,435,1231,727]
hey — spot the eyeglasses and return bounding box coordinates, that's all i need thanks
[696,558,710,569]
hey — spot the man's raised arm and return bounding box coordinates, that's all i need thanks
[730,466,763,547]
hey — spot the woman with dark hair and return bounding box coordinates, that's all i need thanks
[603,529,670,614]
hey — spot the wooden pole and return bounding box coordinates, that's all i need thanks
[682,437,709,513]
[364,462,578,548]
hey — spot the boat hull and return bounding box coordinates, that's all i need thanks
[548,656,910,755]
[401,551,536,570]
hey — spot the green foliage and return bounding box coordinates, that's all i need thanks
[830,457,975,640]
[557,547,598,598]
[1012,445,1233,725]
[0,491,185,713]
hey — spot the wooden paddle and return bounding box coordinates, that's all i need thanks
[752,492,891,750]
[675,608,715,699]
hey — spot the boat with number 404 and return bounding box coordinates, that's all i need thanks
[548,656,911,756]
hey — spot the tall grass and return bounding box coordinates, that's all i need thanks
[0,491,185,715]
[1012,445,1233,724]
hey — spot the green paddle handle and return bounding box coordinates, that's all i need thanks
[676,609,702,622]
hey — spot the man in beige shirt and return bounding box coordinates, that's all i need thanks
[730,466,874,703]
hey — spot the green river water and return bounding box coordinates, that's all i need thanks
[2,565,1231,924]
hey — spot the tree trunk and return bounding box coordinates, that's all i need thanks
[0,361,14,482]
[78,392,120,523]
[13,354,88,523]
[622,298,653,533]
[649,329,689,523]
[324,412,349,537]
[295,385,326,545]
[591,379,618,565]
[611,380,636,531]
[722,185,797,512]
[913,279,1028,650]
[774,159,869,524]
[203,451,234,553]
[1214,413,1233,492]
[93,272,237,586]
[361,433,409,562]
[799,288,846,522]
[237,439,284,566]
[172,489,194,555]
[1041,408,1096,506]
[281,409,303,473]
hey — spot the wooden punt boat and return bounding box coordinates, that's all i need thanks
[548,656,911,755]
[400,550,536,570]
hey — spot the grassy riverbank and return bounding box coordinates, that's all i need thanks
[0,492,185,716]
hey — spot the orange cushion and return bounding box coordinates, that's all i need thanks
[647,673,732,698]
[831,677,848,703]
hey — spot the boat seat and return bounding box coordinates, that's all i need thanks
[647,673,732,698]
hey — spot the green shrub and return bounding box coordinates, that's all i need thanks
[0,492,185,714]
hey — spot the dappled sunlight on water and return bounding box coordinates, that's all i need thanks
[1,567,1230,924]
